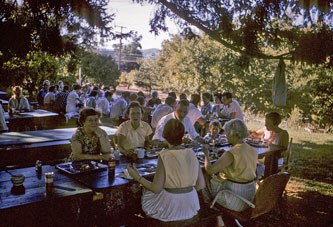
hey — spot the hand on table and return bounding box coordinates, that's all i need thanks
[127,163,140,179]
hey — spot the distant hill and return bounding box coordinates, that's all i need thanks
[96,48,160,59]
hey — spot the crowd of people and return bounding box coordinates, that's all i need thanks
[0,80,289,224]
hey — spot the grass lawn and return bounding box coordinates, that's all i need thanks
[243,120,333,227]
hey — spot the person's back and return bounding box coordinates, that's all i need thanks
[54,86,69,113]
[151,97,176,128]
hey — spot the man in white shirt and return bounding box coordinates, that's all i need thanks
[110,91,130,126]
[151,96,176,128]
[220,91,244,121]
[97,90,112,116]
[153,99,205,147]
[187,94,206,125]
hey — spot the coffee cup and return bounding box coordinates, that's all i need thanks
[135,148,145,159]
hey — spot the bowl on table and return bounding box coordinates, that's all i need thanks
[11,174,25,187]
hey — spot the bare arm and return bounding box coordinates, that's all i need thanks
[203,146,234,175]
[128,156,165,194]
[95,127,112,154]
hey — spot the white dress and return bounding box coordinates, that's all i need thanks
[142,148,200,222]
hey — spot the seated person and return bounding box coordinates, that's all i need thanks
[204,120,222,143]
[151,96,176,129]
[37,80,50,107]
[201,92,213,117]
[85,90,98,109]
[152,99,205,147]
[203,119,257,211]
[8,86,30,113]
[257,112,289,178]
[69,107,114,162]
[0,102,8,132]
[43,85,56,110]
[212,92,223,117]
[117,101,153,160]
[219,91,244,121]
[127,119,205,222]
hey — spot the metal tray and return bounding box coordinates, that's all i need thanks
[56,161,107,175]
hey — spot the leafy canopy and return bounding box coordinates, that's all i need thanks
[135,0,333,66]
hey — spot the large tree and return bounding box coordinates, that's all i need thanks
[136,0,332,66]
[0,0,115,65]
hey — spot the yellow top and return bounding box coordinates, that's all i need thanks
[222,143,258,182]
[116,120,152,150]
[160,148,199,189]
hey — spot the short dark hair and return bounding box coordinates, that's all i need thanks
[266,112,282,125]
[190,94,201,105]
[177,99,190,107]
[78,107,101,126]
[165,96,176,106]
[125,101,143,118]
[103,86,110,91]
[168,91,176,99]
[72,84,81,90]
[179,93,187,100]
[202,92,213,102]
[221,91,232,99]
[162,119,185,146]
[49,86,55,92]
[136,96,145,106]
[130,93,138,101]
[105,91,112,98]
[122,91,130,98]
[89,90,98,97]
[63,85,69,91]
[137,91,145,98]
[93,86,99,91]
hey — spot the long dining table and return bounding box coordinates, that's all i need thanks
[0,126,118,169]
[4,109,61,131]
[0,165,93,226]
[0,140,285,226]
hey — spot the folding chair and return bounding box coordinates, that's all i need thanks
[210,172,291,226]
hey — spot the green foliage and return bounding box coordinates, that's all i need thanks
[136,0,332,67]
[132,33,332,127]
[133,58,160,92]
[1,51,62,96]
[80,51,120,89]
[309,67,333,128]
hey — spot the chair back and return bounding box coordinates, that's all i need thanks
[251,172,290,219]
[279,138,293,171]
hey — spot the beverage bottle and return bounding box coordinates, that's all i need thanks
[35,160,42,174]
[108,153,116,181]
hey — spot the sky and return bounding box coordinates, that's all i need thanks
[102,0,180,50]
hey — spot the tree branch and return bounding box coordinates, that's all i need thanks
[158,0,292,60]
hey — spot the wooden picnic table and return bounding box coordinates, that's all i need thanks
[0,126,117,169]
[4,109,60,131]
[0,165,93,226]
